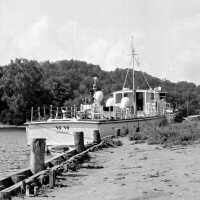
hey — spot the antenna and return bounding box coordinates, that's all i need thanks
[131,36,136,116]
[93,76,98,93]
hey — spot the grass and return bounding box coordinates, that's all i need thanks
[129,119,200,147]
[147,122,200,146]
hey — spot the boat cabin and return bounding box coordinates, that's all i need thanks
[109,87,167,117]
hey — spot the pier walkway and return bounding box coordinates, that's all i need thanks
[14,137,200,200]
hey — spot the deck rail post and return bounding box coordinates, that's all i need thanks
[50,105,53,119]
[30,138,46,174]
[37,107,41,121]
[31,107,33,122]
[74,131,84,153]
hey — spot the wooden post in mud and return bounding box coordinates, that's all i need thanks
[93,130,101,144]
[74,131,84,153]
[25,185,31,197]
[115,128,120,137]
[0,192,11,200]
[121,127,129,136]
[49,169,56,189]
[30,138,46,174]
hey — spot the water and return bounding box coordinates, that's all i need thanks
[0,128,29,179]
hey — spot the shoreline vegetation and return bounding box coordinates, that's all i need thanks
[0,58,199,125]
[130,119,200,147]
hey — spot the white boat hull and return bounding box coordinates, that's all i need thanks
[26,116,165,146]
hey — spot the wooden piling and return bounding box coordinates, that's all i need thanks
[49,170,56,189]
[25,185,31,197]
[121,127,129,136]
[115,128,120,137]
[93,130,101,144]
[30,138,46,174]
[74,132,84,153]
[21,180,26,194]
[0,192,11,200]
[33,186,38,196]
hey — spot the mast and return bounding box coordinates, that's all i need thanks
[131,36,136,116]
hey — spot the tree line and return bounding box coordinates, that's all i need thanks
[0,58,199,125]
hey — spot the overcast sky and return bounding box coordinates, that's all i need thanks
[0,0,200,84]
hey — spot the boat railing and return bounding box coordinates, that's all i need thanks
[27,101,168,123]
[27,105,80,122]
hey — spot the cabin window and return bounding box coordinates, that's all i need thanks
[124,92,133,99]
[103,106,113,111]
[124,93,128,97]
[160,92,166,100]
[116,93,122,103]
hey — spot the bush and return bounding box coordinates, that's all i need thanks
[147,122,200,146]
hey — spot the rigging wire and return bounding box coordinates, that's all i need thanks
[122,67,130,89]
[134,57,151,89]
[122,57,132,89]
[122,49,152,90]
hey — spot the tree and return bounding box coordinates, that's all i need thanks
[0,58,52,124]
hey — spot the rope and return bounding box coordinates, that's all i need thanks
[122,57,132,89]
[122,68,130,89]
[134,57,151,89]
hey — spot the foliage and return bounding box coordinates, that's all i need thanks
[0,58,200,125]
[0,59,52,124]
[147,122,200,146]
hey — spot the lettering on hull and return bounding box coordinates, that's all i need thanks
[56,125,70,134]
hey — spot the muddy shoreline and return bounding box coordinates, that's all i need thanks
[13,137,200,200]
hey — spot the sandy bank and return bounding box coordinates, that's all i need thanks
[15,137,200,200]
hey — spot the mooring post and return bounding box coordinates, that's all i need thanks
[49,169,56,189]
[21,180,26,194]
[74,131,84,153]
[0,192,11,200]
[93,130,101,144]
[121,127,129,136]
[30,138,46,174]
[33,186,39,196]
[115,128,120,137]
[25,185,31,197]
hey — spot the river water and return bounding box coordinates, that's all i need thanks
[0,128,29,179]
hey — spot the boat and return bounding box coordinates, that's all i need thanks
[25,39,171,146]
